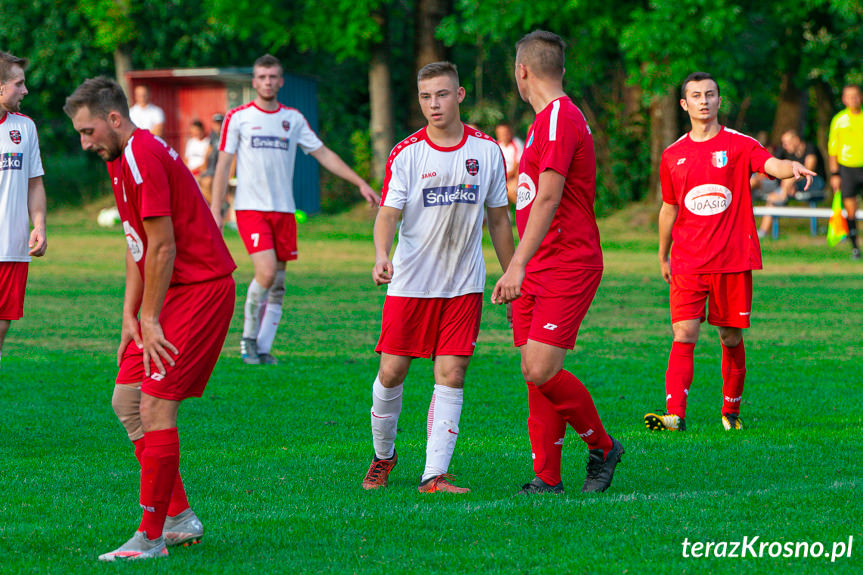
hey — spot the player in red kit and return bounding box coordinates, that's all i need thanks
[492,30,623,495]
[65,77,237,561]
[645,72,815,433]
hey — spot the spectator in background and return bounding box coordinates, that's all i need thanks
[828,84,863,259]
[184,120,209,181]
[129,85,165,137]
[750,130,779,201]
[198,113,224,204]
[757,129,825,238]
[495,122,523,205]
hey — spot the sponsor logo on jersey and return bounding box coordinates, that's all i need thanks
[282,120,291,131]
[251,135,290,150]
[711,150,728,168]
[123,220,145,263]
[9,130,21,145]
[421,171,437,179]
[422,184,480,207]
[684,184,732,216]
[465,158,479,176]
[516,173,536,210]
[0,152,23,171]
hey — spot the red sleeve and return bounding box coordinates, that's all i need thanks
[660,154,677,205]
[136,143,172,219]
[749,140,774,175]
[538,115,581,177]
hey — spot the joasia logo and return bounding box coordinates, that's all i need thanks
[423,184,479,207]
[0,153,23,171]
[516,173,536,210]
[684,184,732,216]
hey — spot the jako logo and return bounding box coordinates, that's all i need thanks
[516,173,536,210]
[578,429,594,438]
[0,153,23,171]
[724,395,742,403]
[684,184,732,216]
[421,171,437,179]
[423,184,479,207]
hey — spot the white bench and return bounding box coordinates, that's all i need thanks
[753,206,863,239]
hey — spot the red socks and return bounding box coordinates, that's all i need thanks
[133,436,190,519]
[721,340,746,415]
[526,381,566,485]
[137,428,180,538]
[536,370,612,454]
[666,341,695,418]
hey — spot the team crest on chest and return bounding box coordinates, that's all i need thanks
[711,150,728,168]
[282,120,291,131]
[9,130,21,145]
[465,158,479,176]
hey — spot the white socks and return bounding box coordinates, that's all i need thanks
[370,376,403,460]
[243,280,268,339]
[422,384,463,482]
[256,305,282,355]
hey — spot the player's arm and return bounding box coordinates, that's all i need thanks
[27,176,47,257]
[491,168,564,304]
[310,145,380,206]
[119,248,144,366]
[372,205,401,285]
[486,205,515,273]
[210,151,234,227]
[763,157,816,191]
[140,215,179,376]
[658,202,678,284]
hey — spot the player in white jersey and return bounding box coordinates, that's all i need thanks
[0,51,47,366]
[362,62,515,493]
[210,54,379,366]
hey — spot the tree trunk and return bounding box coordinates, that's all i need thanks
[113,48,132,99]
[369,12,394,185]
[770,70,804,147]
[410,0,448,130]
[650,88,678,201]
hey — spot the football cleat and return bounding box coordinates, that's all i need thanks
[722,413,743,430]
[362,451,397,490]
[98,531,168,562]
[644,412,686,431]
[516,476,564,495]
[241,337,260,365]
[163,508,203,547]
[418,474,470,494]
[258,353,278,365]
[852,248,861,260]
[582,436,625,493]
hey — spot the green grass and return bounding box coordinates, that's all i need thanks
[1,206,861,574]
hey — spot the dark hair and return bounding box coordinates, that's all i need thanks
[417,61,459,86]
[63,76,130,119]
[0,51,28,83]
[515,30,565,79]
[681,72,720,98]
[254,54,283,73]
[191,119,204,130]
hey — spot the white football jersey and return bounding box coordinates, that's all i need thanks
[220,103,323,212]
[129,103,165,132]
[382,124,507,298]
[0,112,44,261]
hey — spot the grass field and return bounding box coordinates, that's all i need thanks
[1,205,861,574]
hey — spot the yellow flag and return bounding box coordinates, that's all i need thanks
[827,191,848,247]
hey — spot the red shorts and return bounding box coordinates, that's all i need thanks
[236,210,298,262]
[116,275,236,400]
[0,262,28,320]
[669,271,752,328]
[512,268,602,349]
[376,293,482,358]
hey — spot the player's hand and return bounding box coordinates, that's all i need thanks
[790,161,816,191]
[28,226,47,257]
[831,175,842,194]
[659,257,672,284]
[118,315,143,367]
[359,182,381,207]
[491,264,524,305]
[373,259,393,285]
[140,317,178,377]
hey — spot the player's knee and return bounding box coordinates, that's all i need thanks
[267,271,286,305]
[521,362,555,386]
[719,329,743,348]
[672,325,699,343]
[255,270,276,290]
[437,369,465,389]
[378,365,408,388]
[111,384,144,442]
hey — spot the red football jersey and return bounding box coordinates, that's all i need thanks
[661,127,773,274]
[109,130,236,285]
[515,97,603,273]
